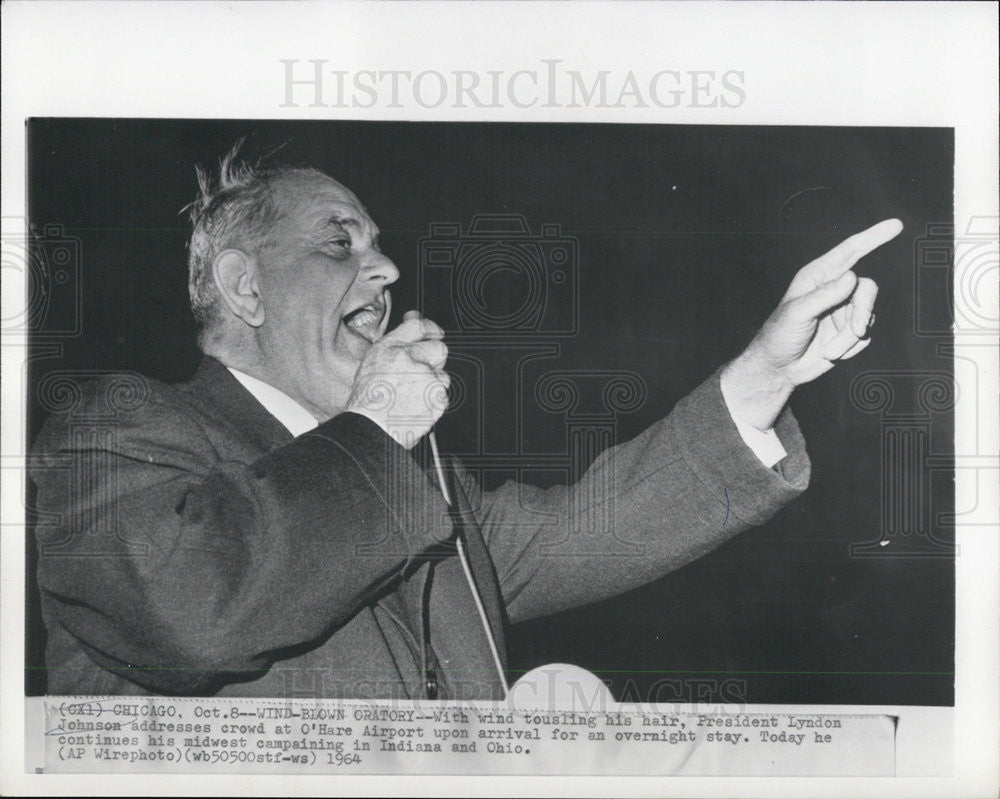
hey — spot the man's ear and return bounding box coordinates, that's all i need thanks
[212,249,265,327]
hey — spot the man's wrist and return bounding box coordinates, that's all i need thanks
[728,409,788,468]
[719,349,795,432]
[343,406,427,450]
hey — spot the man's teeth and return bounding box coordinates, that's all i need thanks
[345,306,380,331]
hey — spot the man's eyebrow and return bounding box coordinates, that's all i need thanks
[323,215,361,229]
[314,210,378,243]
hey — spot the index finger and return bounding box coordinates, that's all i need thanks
[799,218,903,285]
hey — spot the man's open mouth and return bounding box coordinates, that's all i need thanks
[342,301,386,342]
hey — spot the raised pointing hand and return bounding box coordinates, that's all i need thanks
[721,219,903,430]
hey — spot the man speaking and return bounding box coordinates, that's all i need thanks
[30,145,900,700]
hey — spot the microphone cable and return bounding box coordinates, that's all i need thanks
[428,430,510,697]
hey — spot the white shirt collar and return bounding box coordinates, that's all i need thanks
[226,367,319,437]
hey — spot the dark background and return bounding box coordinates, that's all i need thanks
[26,119,954,704]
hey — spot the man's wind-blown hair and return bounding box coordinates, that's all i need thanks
[183,140,325,346]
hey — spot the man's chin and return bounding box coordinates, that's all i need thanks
[328,340,369,376]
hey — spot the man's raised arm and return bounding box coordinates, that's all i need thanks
[476,219,904,623]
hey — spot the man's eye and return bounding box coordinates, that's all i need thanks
[329,237,352,250]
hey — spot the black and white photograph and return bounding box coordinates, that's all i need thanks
[2,2,997,796]
[23,119,955,709]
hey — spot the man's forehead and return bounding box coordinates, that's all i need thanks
[272,172,374,230]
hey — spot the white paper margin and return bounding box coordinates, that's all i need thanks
[2,2,997,797]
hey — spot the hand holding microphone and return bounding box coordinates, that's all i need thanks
[345,310,450,449]
[346,309,506,688]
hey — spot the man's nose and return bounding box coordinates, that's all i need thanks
[361,250,400,285]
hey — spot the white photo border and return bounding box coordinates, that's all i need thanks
[2,2,997,797]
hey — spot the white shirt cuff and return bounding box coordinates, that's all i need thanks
[722,393,788,468]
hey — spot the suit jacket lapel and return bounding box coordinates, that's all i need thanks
[181,357,294,453]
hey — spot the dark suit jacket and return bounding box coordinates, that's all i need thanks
[31,357,810,699]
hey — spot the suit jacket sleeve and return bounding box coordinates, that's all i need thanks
[465,368,811,624]
[31,381,451,694]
